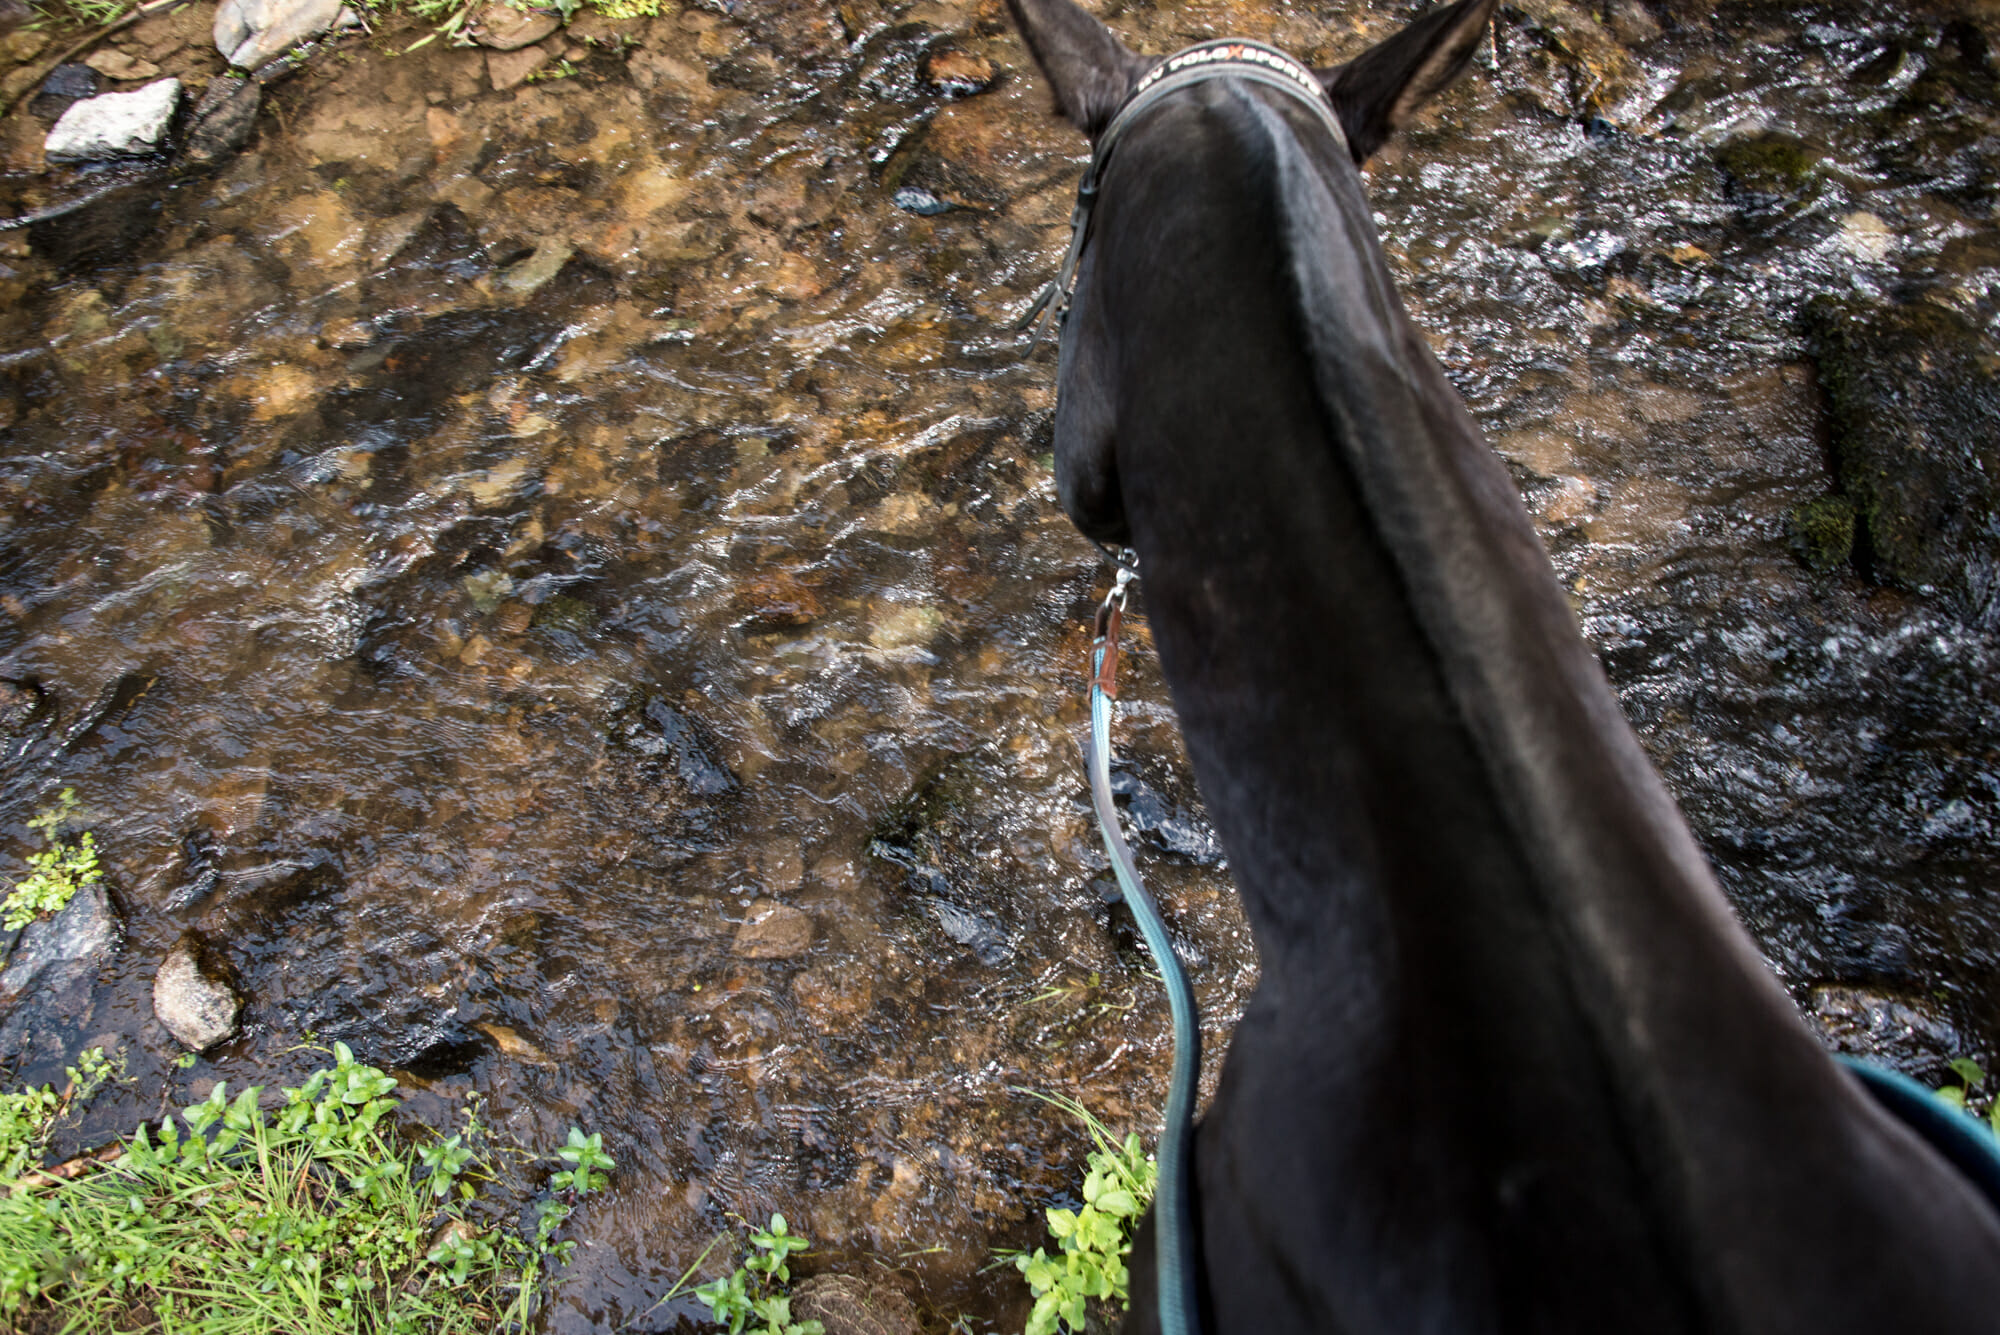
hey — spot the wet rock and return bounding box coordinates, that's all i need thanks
[1805,298,2000,624]
[884,96,1013,208]
[184,75,261,165]
[30,64,100,121]
[470,3,560,51]
[488,43,551,91]
[891,186,955,216]
[737,569,822,634]
[1807,984,1964,1076]
[45,78,181,163]
[1111,768,1224,864]
[214,0,344,71]
[83,48,163,81]
[1715,132,1822,204]
[920,45,995,96]
[1501,0,1648,123]
[0,678,49,739]
[1787,496,1857,573]
[791,1273,923,1335]
[733,899,815,959]
[0,884,120,1013]
[615,698,738,795]
[496,237,575,294]
[925,896,1007,965]
[792,966,873,1031]
[153,933,241,1051]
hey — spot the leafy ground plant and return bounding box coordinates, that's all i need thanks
[1005,1091,1157,1335]
[2,788,103,933]
[693,1213,825,1335]
[0,1047,118,1182]
[0,1041,610,1333]
[1937,1058,2000,1135]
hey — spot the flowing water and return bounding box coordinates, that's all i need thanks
[1,0,1997,1327]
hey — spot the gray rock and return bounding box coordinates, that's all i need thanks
[45,78,182,163]
[925,897,1007,966]
[0,883,120,1012]
[153,934,241,1051]
[470,2,559,51]
[184,75,261,164]
[213,0,344,71]
[733,899,815,959]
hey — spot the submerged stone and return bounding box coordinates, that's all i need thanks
[791,1273,923,1335]
[0,883,120,1013]
[1806,297,2000,624]
[733,899,815,959]
[1715,131,1822,201]
[45,78,181,163]
[153,933,241,1051]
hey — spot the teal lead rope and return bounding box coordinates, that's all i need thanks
[1086,564,1203,1335]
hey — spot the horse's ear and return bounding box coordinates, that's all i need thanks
[1315,0,1498,163]
[1005,0,1150,138]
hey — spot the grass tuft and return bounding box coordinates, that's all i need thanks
[0,1041,610,1333]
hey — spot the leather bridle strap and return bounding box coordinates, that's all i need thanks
[1017,39,1351,347]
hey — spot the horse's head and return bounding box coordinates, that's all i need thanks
[1004,0,1498,545]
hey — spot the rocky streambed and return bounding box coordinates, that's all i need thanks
[1,0,1999,1329]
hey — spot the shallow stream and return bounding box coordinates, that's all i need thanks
[2,0,1998,1327]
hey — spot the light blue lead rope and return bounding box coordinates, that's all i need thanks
[1086,565,1202,1335]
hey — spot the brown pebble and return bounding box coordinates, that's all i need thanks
[733,899,815,960]
[920,46,996,95]
[471,2,560,50]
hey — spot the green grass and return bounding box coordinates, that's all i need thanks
[3,789,103,935]
[0,1042,610,1333]
[1002,1091,1157,1335]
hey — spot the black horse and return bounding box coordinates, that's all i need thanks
[1002,0,2000,1330]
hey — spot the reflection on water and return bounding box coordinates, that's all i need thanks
[1,0,1997,1327]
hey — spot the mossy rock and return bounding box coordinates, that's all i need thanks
[1787,496,1857,573]
[1805,296,2000,623]
[531,594,596,633]
[1715,132,1822,199]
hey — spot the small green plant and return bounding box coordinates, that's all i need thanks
[3,789,103,932]
[1004,1091,1157,1335]
[0,1041,611,1332]
[0,1047,118,1181]
[1937,1058,2000,1136]
[693,1213,825,1335]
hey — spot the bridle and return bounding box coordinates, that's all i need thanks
[1018,38,1352,350]
[1018,39,1351,1335]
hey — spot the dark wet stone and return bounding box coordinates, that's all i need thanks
[60,669,159,756]
[1787,495,1857,573]
[153,932,241,1051]
[1805,297,2000,624]
[925,896,1007,965]
[0,884,120,1014]
[28,180,168,277]
[892,186,954,216]
[1111,768,1224,864]
[792,1273,923,1335]
[622,698,737,795]
[1807,984,1964,1077]
[30,63,99,121]
[184,75,261,165]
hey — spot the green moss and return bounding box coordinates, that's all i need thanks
[1715,133,1822,196]
[1787,496,1857,572]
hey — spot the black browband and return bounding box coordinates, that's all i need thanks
[1018,39,1350,348]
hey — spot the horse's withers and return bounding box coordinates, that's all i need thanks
[1004,1,2000,1330]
